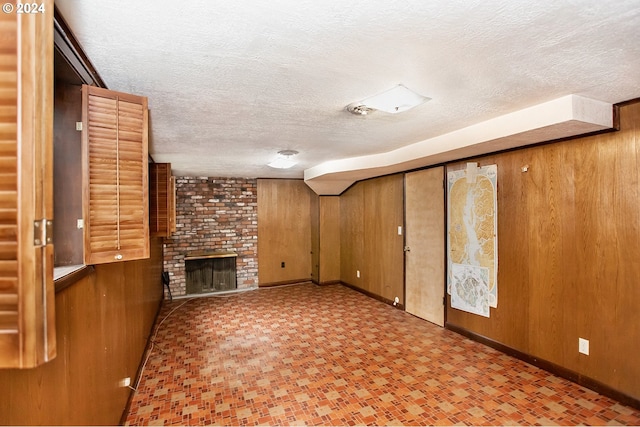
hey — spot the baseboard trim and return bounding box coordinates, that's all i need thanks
[445,322,640,411]
[341,281,405,311]
[313,280,341,286]
[259,279,313,288]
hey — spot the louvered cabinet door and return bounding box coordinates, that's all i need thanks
[169,176,177,233]
[0,0,56,368]
[150,163,171,237]
[82,86,149,265]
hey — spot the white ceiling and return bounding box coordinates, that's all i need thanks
[56,0,640,194]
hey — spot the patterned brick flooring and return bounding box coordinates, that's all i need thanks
[124,283,640,425]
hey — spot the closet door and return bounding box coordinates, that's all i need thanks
[0,0,56,368]
[82,85,149,265]
[405,167,445,326]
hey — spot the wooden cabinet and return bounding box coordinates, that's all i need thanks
[149,163,175,237]
[81,85,149,265]
[0,0,56,368]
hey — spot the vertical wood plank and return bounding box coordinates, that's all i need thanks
[257,179,312,285]
[340,182,364,287]
[340,175,404,302]
[318,196,340,283]
[310,192,319,283]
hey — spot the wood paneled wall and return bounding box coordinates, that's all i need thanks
[311,195,341,284]
[446,102,640,401]
[340,174,404,302]
[257,179,313,285]
[0,238,163,425]
[310,193,320,283]
[318,196,341,283]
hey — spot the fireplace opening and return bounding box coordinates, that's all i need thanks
[185,252,237,294]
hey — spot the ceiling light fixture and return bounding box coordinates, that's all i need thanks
[268,150,299,169]
[346,84,430,115]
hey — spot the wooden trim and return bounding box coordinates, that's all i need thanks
[184,251,237,261]
[341,281,405,311]
[441,166,448,326]
[614,97,640,108]
[259,279,312,288]
[445,322,640,411]
[313,280,341,286]
[54,265,95,294]
[53,6,106,88]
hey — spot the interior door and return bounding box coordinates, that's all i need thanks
[405,167,445,326]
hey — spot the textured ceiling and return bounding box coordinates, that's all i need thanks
[56,0,640,192]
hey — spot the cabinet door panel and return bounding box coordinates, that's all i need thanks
[0,0,55,368]
[82,85,149,265]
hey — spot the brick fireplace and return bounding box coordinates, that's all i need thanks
[163,177,258,296]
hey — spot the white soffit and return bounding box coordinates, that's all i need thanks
[304,95,613,195]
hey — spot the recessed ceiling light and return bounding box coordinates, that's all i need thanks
[268,150,299,169]
[346,84,430,115]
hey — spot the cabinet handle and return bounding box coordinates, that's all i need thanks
[115,254,123,260]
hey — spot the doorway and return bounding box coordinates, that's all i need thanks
[404,167,445,326]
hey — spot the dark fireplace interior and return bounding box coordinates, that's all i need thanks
[185,254,237,294]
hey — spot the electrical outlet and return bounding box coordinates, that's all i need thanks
[119,377,131,387]
[578,338,589,355]
[281,261,285,268]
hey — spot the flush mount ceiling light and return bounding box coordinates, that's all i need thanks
[268,150,299,169]
[346,84,430,115]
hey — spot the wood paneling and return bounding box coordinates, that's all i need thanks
[340,182,364,287]
[0,237,163,425]
[53,81,83,266]
[318,196,340,283]
[257,179,312,285]
[405,167,445,326]
[340,175,404,302]
[310,192,319,283]
[446,102,640,401]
